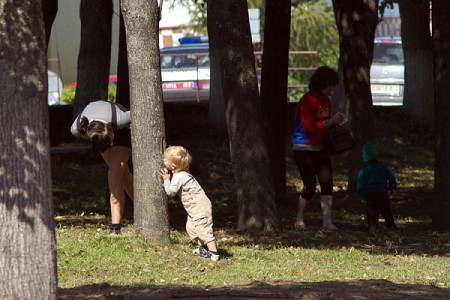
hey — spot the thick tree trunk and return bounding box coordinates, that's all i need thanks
[41,0,58,49]
[116,10,130,110]
[73,0,113,117]
[333,0,378,192]
[260,0,291,207]
[121,0,170,242]
[207,10,227,137]
[331,56,347,114]
[0,1,57,298]
[115,10,134,218]
[399,0,434,130]
[432,0,450,232]
[207,0,280,232]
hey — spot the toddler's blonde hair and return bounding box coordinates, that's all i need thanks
[164,145,192,172]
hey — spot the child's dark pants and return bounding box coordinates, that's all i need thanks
[365,191,396,231]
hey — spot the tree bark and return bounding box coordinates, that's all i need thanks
[260,0,291,207]
[73,0,113,117]
[116,10,130,110]
[0,1,57,298]
[207,0,280,232]
[399,0,434,130]
[207,8,227,137]
[121,0,170,242]
[432,0,450,232]
[333,0,378,192]
[41,0,58,49]
[115,10,134,219]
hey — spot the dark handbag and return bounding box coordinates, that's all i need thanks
[324,124,356,155]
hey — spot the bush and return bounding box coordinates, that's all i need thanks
[61,87,76,104]
[61,85,117,104]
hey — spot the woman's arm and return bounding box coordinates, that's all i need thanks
[114,104,131,129]
[70,115,84,138]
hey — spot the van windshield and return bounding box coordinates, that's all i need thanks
[373,43,404,64]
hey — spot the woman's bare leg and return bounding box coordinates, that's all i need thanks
[101,146,131,224]
[123,164,134,200]
[295,195,307,229]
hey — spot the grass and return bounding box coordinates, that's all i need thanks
[56,226,449,288]
[53,105,450,298]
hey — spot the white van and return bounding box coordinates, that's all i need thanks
[370,37,404,106]
[48,70,65,105]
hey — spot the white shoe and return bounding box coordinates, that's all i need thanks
[210,253,220,262]
[294,219,306,230]
[322,223,338,231]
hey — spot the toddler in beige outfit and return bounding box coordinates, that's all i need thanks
[160,146,219,261]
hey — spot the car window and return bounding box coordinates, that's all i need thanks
[373,43,404,64]
[160,53,210,69]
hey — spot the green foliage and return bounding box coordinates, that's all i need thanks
[61,87,76,104]
[288,0,339,101]
[170,1,339,102]
[60,85,117,104]
[107,84,117,103]
[170,0,339,61]
[169,0,207,35]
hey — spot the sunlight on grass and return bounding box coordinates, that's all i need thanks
[56,225,450,289]
[54,106,450,296]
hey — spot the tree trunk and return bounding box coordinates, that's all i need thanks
[41,0,58,49]
[121,0,170,242]
[331,56,347,114]
[0,1,57,298]
[73,0,113,117]
[115,10,134,219]
[432,0,450,232]
[207,0,280,232]
[116,10,130,110]
[333,0,378,193]
[207,9,227,137]
[260,0,291,207]
[399,0,434,130]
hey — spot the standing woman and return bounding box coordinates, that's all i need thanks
[292,66,344,231]
[71,100,133,234]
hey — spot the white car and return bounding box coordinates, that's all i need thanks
[48,70,65,105]
[160,36,261,104]
[370,37,404,106]
[160,36,210,103]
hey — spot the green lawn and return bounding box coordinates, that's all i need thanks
[53,105,449,298]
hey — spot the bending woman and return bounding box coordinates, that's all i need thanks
[71,100,133,234]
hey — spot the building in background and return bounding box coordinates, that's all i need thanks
[159,3,191,48]
[376,4,401,37]
[48,1,197,85]
[47,1,260,86]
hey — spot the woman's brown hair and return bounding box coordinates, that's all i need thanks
[308,66,339,94]
[79,116,114,153]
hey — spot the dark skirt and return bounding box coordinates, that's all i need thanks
[112,127,131,149]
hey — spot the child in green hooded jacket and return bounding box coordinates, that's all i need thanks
[357,141,397,233]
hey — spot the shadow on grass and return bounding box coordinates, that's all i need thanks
[57,279,450,299]
[53,104,448,260]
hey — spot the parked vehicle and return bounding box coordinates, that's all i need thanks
[370,37,404,106]
[160,36,262,103]
[64,38,210,104]
[63,36,260,104]
[48,70,65,105]
[160,36,210,103]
